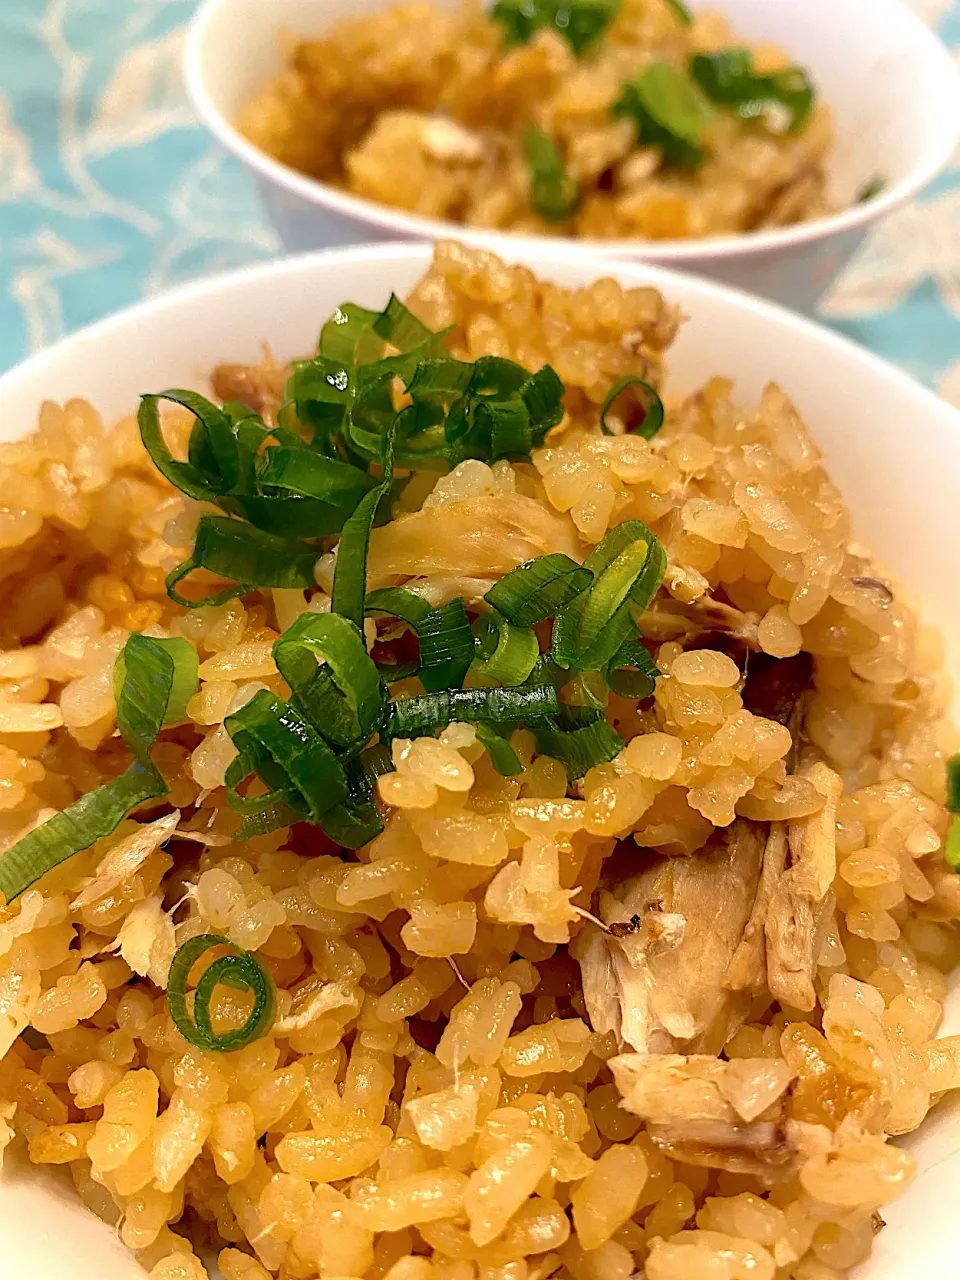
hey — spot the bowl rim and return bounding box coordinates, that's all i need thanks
[183,0,960,263]
[2,238,959,423]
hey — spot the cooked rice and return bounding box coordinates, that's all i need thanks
[1,240,958,1280]
[239,0,833,240]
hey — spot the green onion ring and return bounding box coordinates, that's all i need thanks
[167,934,275,1052]
[599,376,665,439]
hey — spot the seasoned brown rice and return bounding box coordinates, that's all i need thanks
[240,0,833,239]
[0,241,958,1280]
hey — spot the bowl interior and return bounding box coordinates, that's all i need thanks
[1,244,959,1279]
[192,0,960,220]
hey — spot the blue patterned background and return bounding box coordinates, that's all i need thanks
[0,0,958,404]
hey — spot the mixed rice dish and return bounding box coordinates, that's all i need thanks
[240,0,833,240]
[0,241,958,1280]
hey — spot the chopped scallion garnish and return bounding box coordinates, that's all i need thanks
[6,284,674,906]
[417,599,477,693]
[613,61,714,168]
[524,129,579,222]
[600,375,664,439]
[471,612,540,686]
[947,754,960,814]
[492,0,619,55]
[485,553,593,627]
[0,633,195,902]
[167,934,275,1052]
[532,703,624,779]
[142,294,565,617]
[605,637,659,698]
[690,49,814,135]
[366,587,476,693]
[332,431,396,632]
[663,0,692,27]
[383,685,561,741]
[226,690,349,826]
[165,515,320,609]
[274,612,385,749]
[946,818,960,872]
[552,519,667,671]
[475,722,525,776]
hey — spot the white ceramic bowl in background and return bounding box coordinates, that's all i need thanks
[1,244,959,1278]
[184,0,960,313]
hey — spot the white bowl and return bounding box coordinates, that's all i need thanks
[0,244,959,1278]
[184,0,960,313]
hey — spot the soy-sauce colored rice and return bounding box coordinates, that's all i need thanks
[239,0,833,240]
[0,242,957,1280]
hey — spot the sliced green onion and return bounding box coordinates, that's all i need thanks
[286,355,355,440]
[524,129,579,222]
[947,754,960,814]
[140,385,389,570]
[167,934,275,1052]
[358,743,395,786]
[605,638,659,698]
[320,755,385,848]
[365,586,435,630]
[522,365,566,437]
[690,49,814,135]
[532,704,623,780]
[491,0,545,46]
[320,795,384,849]
[492,0,619,55]
[485,554,593,627]
[366,587,475,692]
[417,599,476,693]
[947,817,960,872]
[144,314,565,613]
[319,302,382,366]
[383,685,560,741]
[561,0,620,53]
[140,391,337,540]
[475,723,524,776]
[225,690,348,826]
[0,764,166,904]
[663,0,692,26]
[552,520,666,671]
[481,394,533,460]
[523,652,574,691]
[224,735,307,840]
[0,632,186,901]
[331,432,395,631]
[356,349,563,470]
[273,612,385,747]
[257,447,377,507]
[224,494,352,540]
[166,516,319,609]
[138,390,226,502]
[613,62,714,168]
[600,376,664,439]
[231,792,306,842]
[374,293,448,356]
[114,635,199,732]
[114,634,191,763]
[405,358,475,406]
[471,612,540,686]
[451,356,565,464]
[365,586,433,683]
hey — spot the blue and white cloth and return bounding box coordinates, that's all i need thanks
[1,0,959,403]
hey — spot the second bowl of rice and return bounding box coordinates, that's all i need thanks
[185,0,960,311]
